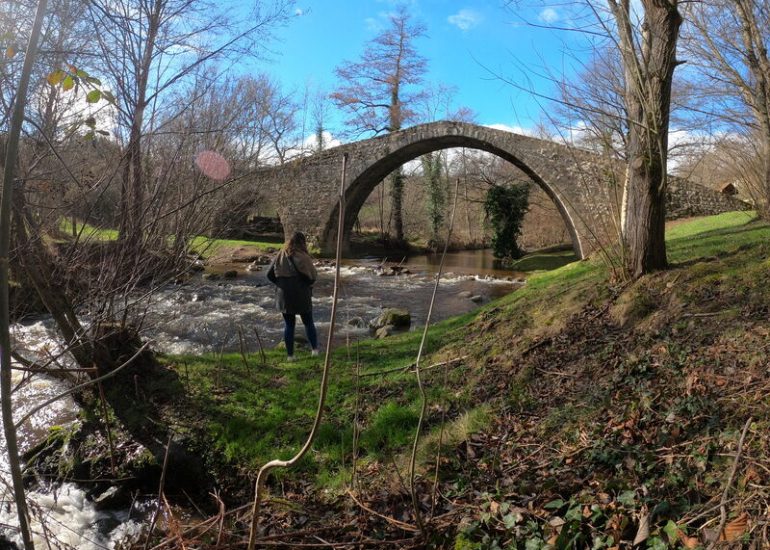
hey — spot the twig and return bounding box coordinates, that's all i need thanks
[144,432,175,549]
[351,339,361,488]
[15,342,151,429]
[97,380,117,477]
[246,153,348,550]
[360,356,467,378]
[346,490,419,532]
[707,418,752,550]
[408,177,460,536]
[682,310,736,318]
[431,355,451,518]
[215,491,226,547]
[237,325,250,370]
[253,327,267,366]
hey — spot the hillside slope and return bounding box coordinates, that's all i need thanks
[46,211,769,549]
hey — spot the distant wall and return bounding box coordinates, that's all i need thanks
[667,178,752,220]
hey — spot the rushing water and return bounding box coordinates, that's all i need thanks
[2,321,145,549]
[147,250,524,355]
[1,249,528,547]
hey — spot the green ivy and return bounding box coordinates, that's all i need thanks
[484,183,530,260]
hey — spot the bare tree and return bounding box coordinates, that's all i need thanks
[1,2,48,547]
[609,0,683,276]
[85,0,294,248]
[332,4,428,245]
[683,0,770,215]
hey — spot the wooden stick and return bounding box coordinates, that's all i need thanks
[408,177,460,535]
[346,490,419,532]
[247,153,348,550]
[707,417,752,550]
[144,432,175,549]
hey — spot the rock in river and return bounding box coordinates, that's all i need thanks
[370,308,411,332]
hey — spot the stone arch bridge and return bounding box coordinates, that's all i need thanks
[234,121,746,257]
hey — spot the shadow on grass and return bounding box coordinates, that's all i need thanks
[667,222,770,265]
[507,250,579,272]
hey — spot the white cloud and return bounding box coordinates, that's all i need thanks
[538,8,559,24]
[365,17,381,32]
[486,123,534,136]
[294,8,304,16]
[448,9,482,31]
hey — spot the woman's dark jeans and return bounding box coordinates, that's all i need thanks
[282,312,318,356]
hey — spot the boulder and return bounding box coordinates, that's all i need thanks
[223,270,238,279]
[246,262,263,272]
[457,290,472,298]
[202,272,220,281]
[375,325,396,339]
[470,295,484,304]
[370,308,411,331]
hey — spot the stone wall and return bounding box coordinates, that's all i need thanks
[666,178,751,220]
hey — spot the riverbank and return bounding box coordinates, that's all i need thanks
[26,210,770,548]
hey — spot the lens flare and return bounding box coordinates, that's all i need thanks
[194,150,231,181]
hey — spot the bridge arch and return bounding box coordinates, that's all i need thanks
[319,128,583,257]
[246,121,748,260]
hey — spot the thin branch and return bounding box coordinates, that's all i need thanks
[246,153,348,550]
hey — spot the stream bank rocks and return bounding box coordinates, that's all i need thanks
[369,308,411,338]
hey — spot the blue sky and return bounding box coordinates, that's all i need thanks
[262,1,583,138]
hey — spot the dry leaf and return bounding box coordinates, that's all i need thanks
[489,501,499,516]
[633,512,650,545]
[679,533,699,549]
[5,47,14,58]
[720,512,749,541]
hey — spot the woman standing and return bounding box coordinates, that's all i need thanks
[266,231,319,361]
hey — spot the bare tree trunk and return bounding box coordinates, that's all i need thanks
[119,0,163,248]
[612,0,682,276]
[0,3,49,549]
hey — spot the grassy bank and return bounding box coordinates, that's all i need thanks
[142,210,770,546]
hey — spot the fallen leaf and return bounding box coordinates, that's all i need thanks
[720,512,749,541]
[678,532,699,549]
[633,511,650,545]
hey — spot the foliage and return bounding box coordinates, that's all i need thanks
[421,151,446,247]
[484,183,530,260]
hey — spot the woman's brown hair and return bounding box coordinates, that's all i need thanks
[284,231,308,256]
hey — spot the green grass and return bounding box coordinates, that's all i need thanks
[188,235,284,258]
[160,211,770,491]
[60,219,119,241]
[507,249,578,272]
[164,309,477,487]
[58,217,283,257]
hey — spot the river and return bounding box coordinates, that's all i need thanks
[146,249,527,355]
[1,248,550,548]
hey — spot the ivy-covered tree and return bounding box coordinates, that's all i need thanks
[421,151,445,248]
[484,183,530,260]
